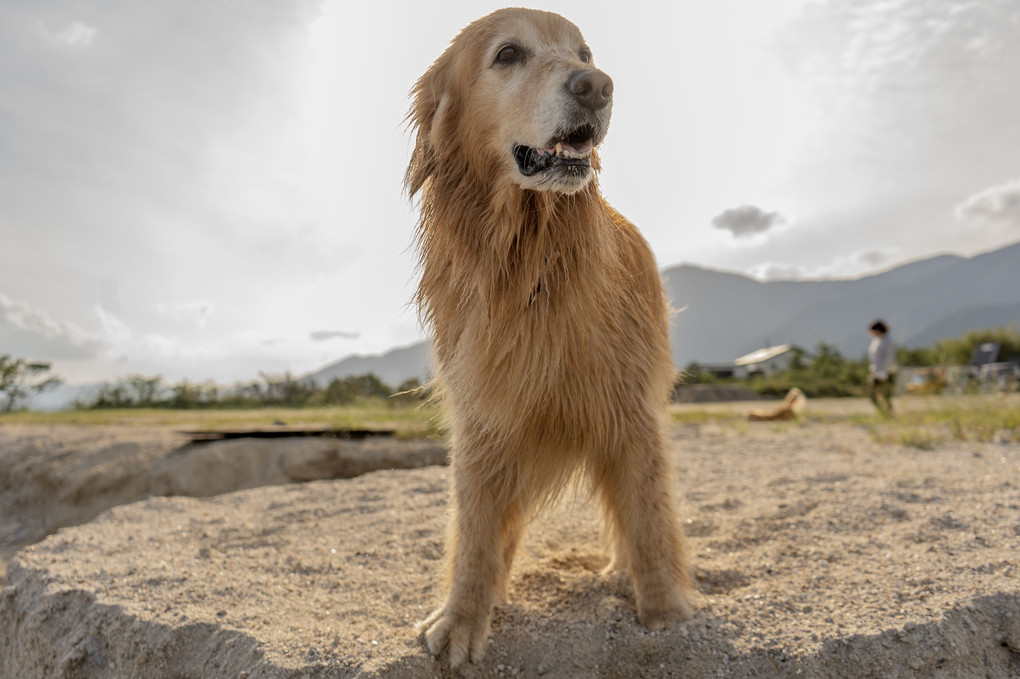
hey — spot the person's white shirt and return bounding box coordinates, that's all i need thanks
[869,334,896,381]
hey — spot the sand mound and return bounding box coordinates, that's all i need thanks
[2,422,1019,677]
[0,425,445,573]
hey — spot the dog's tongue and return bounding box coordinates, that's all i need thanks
[544,140,593,157]
[561,139,592,155]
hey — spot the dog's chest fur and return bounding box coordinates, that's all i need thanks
[421,196,672,445]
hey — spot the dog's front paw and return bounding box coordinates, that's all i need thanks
[637,595,694,632]
[601,554,629,577]
[421,607,491,668]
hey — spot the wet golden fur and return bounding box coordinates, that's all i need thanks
[406,8,693,667]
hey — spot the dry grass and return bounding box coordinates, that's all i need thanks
[0,400,445,438]
[670,394,1020,447]
[4,394,1016,447]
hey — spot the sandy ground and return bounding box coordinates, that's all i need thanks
[1,410,1019,677]
[0,425,445,579]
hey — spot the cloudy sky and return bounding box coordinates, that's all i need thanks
[1,0,1019,384]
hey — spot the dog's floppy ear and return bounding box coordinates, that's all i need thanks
[405,49,460,198]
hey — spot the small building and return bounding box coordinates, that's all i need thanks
[697,363,740,379]
[732,344,795,379]
[971,342,1001,367]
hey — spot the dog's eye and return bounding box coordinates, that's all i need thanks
[494,44,523,65]
[579,48,592,64]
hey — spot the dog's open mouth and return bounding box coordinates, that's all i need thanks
[514,124,597,177]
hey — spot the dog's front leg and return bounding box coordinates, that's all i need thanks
[423,450,518,668]
[594,429,695,630]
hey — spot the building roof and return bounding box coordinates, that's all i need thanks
[734,344,793,366]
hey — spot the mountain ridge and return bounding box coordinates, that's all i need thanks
[305,240,1020,384]
[663,240,1020,364]
[29,242,1019,409]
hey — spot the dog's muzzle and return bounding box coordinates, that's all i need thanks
[513,123,599,177]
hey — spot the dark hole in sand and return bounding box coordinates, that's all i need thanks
[180,427,397,443]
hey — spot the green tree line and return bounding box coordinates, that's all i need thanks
[73,372,428,410]
[682,325,1020,399]
[897,326,1020,367]
[684,342,871,398]
[0,355,62,413]
[4,325,1017,411]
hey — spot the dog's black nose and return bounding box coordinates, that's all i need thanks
[567,70,613,111]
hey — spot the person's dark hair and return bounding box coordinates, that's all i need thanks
[869,320,888,334]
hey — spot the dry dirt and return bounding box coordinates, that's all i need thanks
[0,425,445,578]
[1,413,1019,678]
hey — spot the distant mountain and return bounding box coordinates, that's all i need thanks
[302,342,432,388]
[662,240,1020,366]
[28,244,1019,411]
[906,302,1020,353]
[305,241,1020,386]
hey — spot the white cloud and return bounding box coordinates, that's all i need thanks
[761,0,1020,266]
[94,304,132,347]
[746,262,810,281]
[309,330,360,342]
[954,178,1020,228]
[0,293,104,359]
[748,247,898,281]
[95,304,187,360]
[155,300,215,329]
[3,0,1019,385]
[55,21,97,47]
[828,248,899,277]
[853,248,892,268]
[712,205,787,239]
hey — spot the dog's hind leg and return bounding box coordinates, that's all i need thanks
[592,428,694,630]
[599,501,630,577]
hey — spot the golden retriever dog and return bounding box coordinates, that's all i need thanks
[748,387,807,421]
[406,8,693,667]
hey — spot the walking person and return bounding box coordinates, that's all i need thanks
[868,319,896,416]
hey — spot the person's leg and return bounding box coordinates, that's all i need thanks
[869,377,882,411]
[882,375,895,416]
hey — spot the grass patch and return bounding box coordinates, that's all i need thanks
[6,395,1016,446]
[669,395,1019,447]
[669,409,730,426]
[910,405,1020,443]
[839,399,1019,447]
[768,421,803,435]
[667,407,750,435]
[0,400,445,438]
[891,428,943,450]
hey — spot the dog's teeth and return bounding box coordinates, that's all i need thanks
[555,142,563,155]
